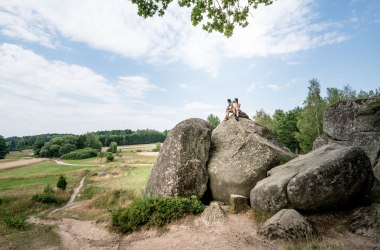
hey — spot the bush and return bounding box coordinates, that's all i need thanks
[57,175,68,191]
[4,214,27,229]
[60,147,99,160]
[32,185,62,204]
[106,152,114,162]
[152,143,161,152]
[112,196,204,233]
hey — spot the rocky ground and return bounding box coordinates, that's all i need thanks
[28,204,379,250]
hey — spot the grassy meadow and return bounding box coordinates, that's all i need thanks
[0,144,157,249]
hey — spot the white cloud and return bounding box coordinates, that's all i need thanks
[178,83,203,90]
[0,0,348,75]
[0,43,172,136]
[247,84,258,92]
[117,76,166,99]
[267,84,281,91]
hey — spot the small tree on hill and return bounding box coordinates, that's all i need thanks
[57,175,68,191]
[0,135,9,159]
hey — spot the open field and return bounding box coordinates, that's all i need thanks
[101,143,157,152]
[0,144,158,249]
[0,158,48,170]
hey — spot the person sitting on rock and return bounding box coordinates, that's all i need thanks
[233,98,241,120]
[224,98,233,121]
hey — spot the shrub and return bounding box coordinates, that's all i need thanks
[57,175,68,191]
[32,185,62,204]
[4,214,27,229]
[112,196,204,233]
[152,143,161,152]
[106,152,114,162]
[60,147,99,160]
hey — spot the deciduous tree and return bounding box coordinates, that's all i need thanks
[295,79,326,153]
[0,135,9,159]
[132,0,275,37]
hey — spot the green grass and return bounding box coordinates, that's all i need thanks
[121,152,157,164]
[64,157,100,164]
[0,161,97,179]
[93,166,152,191]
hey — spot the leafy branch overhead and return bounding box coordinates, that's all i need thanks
[131,0,275,37]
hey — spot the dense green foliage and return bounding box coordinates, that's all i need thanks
[6,129,168,155]
[256,108,301,153]
[107,142,118,153]
[60,148,99,160]
[97,129,168,147]
[85,133,102,151]
[207,114,220,130]
[38,135,82,158]
[112,196,204,233]
[38,133,102,158]
[6,133,67,151]
[56,175,68,191]
[0,135,9,159]
[295,79,326,152]
[255,82,380,154]
[132,0,274,37]
[31,185,62,204]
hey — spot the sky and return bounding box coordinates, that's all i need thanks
[0,0,379,137]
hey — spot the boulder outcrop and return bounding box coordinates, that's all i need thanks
[145,118,211,198]
[250,144,374,212]
[313,99,380,182]
[207,118,295,203]
[257,209,315,240]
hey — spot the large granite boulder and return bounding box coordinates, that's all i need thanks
[251,144,374,212]
[145,118,211,198]
[315,99,380,182]
[207,118,295,203]
[257,209,315,240]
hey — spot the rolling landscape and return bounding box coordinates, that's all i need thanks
[1,0,380,249]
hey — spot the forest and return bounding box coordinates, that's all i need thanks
[5,129,168,153]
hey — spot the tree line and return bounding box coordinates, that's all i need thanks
[5,129,168,152]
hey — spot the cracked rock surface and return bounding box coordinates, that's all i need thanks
[250,143,374,212]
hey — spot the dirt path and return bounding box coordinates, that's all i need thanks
[137,152,159,156]
[28,206,380,250]
[0,158,47,170]
[50,174,88,214]
[55,160,101,167]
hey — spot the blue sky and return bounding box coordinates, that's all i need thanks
[0,0,379,137]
